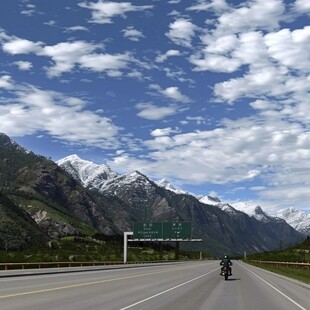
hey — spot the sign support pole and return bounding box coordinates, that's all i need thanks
[175,241,180,260]
[123,232,133,264]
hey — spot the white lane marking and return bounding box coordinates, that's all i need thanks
[119,267,219,310]
[0,262,205,282]
[0,262,218,299]
[239,262,307,310]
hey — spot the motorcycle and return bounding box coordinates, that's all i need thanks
[220,266,230,280]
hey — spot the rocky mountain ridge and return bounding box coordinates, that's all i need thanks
[276,207,310,236]
[57,154,303,255]
[134,175,310,236]
[0,133,304,255]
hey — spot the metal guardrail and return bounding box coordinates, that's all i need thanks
[0,260,177,271]
[250,260,310,270]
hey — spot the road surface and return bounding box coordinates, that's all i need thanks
[0,261,309,309]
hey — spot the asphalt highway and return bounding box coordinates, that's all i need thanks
[0,261,309,310]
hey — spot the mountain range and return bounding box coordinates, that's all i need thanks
[57,153,305,253]
[0,133,306,255]
[156,180,310,237]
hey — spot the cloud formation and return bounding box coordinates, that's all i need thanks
[166,18,197,47]
[78,1,153,24]
[122,26,145,41]
[0,77,121,148]
[150,84,191,103]
[135,102,179,120]
[1,0,310,213]
[1,32,137,78]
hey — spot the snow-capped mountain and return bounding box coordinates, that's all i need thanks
[230,202,284,223]
[199,195,221,206]
[102,170,154,196]
[56,154,309,237]
[277,208,310,236]
[156,178,188,195]
[56,154,118,190]
[199,196,240,215]
[54,154,303,254]
[230,202,310,234]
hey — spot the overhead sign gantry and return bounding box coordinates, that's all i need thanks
[123,221,202,263]
[132,221,192,240]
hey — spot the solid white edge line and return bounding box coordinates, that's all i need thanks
[239,262,307,310]
[119,267,219,310]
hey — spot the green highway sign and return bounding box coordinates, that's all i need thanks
[133,221,192,239]
[133,222,163,239]
[163,221,192,239]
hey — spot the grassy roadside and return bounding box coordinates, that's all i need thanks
[0,236,213,264]
[245,260,310,284]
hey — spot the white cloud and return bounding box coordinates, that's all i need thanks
[1,34,135,78]
[2,0,310,213]
[79,52,133,75]
[216,0,285,34]
[78,1,153,24]
[122,26,144,41]
[3,38,43,54]
[150,127,181,137]
[203,34,239,54]
[110,112,310,213]
[166,18,197,47]
[198,25,310,104]
[214,65,285,102]
[162,67,194,84]
[249,100,277,111]
[150,84,191,103]
[13,61,32,71]
[187,0,228,13]
[155,50,181,63]
[64,25,89,32]
[185,116,206,125]
[162,86,191,103]
[0,75,14,89]
[44,20,57,27]
[20,4,36,17]
[0,79,121,148]
[294,0,310,13]
[264,26,310,72]
[127,70,143,79]
[190,53,241,72]
[41,41,99,77]
[135,102,179,120]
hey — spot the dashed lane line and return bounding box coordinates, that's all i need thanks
[0,262,217,300]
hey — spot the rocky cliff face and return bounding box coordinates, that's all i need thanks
[0,134,118,245]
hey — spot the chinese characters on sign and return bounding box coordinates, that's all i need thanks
[133,222,192,240]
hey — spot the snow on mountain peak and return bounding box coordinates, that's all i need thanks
[56,154,117,189]
[56,155,309,235]
[230,202,274,222]
[277,207,310,236]
[199,195,221,206]
[156,178,188,195]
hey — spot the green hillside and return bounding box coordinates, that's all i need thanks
[245,237,310,283]
[246,237,310,262]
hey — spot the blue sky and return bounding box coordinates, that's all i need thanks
[0,0,309,214]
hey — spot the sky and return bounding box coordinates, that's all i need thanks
[0,0,309,215]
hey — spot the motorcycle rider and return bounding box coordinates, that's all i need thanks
[220,255,233,275]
